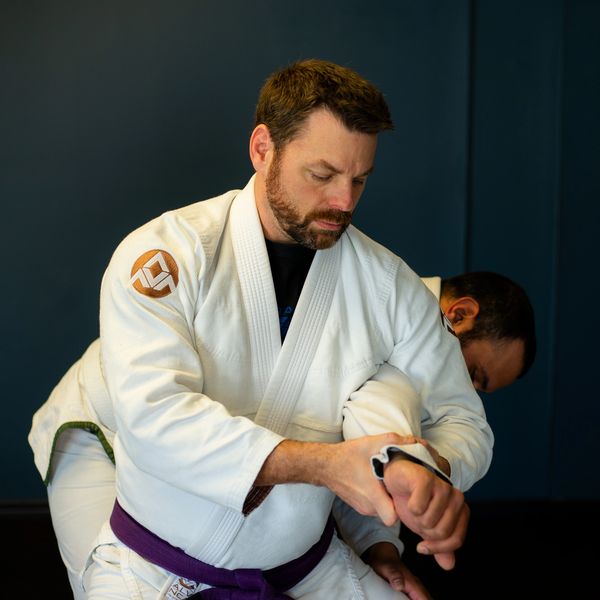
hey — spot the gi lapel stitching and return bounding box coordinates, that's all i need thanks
[199,179,282,562]
[254,244,340,435]
[229,176,340,436]
[230,177,282,397]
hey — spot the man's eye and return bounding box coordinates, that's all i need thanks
[352,178,366,187]
[311,173,331,182]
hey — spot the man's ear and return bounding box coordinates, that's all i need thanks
[249,124,273,173]
[443,296,480,334]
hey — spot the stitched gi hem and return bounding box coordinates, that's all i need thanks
[43,421,115,485]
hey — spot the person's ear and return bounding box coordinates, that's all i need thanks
[249,124,274,173]
[443,296,480,334]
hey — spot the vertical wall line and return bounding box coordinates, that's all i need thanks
[547,0,567,498]
[464,0,477,272]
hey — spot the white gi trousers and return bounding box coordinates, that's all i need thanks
[47,428,116,600]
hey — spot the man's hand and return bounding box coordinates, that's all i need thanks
[323,434,425,527]
[255,433,420,527]
[383,458,469,570]
[254,432,467,568]
[362,542,432,600]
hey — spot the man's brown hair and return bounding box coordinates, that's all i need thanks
[255,59,393,149]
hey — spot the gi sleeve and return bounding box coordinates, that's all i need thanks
[332,496,404,558]
[342,362,451,482]
[381,264,494,492]
[339,363,450,556]
[99,211,283,513]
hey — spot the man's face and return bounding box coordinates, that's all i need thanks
[459,336,524,393]
[260,108,377,250]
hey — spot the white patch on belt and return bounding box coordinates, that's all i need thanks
[165,577,199,599]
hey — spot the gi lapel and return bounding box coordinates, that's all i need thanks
[230,177,340,436]
[254,243,340,435]
[195,178,283,553]
[230,178,282,398]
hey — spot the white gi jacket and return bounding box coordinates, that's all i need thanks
[30,177,492,570]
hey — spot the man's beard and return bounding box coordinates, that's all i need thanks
[265,151,352,250]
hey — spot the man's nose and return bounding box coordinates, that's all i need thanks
[328,180,356,212]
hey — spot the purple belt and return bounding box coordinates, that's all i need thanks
[110,500,335,599]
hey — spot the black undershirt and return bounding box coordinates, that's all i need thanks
[265,239,316,341]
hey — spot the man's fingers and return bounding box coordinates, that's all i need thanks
[434,552,456,571]
[361,541,406,592]
[415,547,455,570]
[405,472,434,516]
[415,485,464,536]
[416,503,470,567]
[429,499,469,548]
[372,489,399,526]
[377,563,405,592]
[407,476,454,526]
[389,461,456,526]
[433,551,456,571]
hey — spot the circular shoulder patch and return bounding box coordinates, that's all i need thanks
[129,249,179,298]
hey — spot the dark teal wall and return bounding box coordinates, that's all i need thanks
[552,0,600,499]
[2,1,598,501]
[465,0,565,499]
[465,0,600,502]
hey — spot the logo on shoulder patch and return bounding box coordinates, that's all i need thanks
[130,249,179,298]
[440,309,457,337]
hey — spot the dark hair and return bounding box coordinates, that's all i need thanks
[441,271,537,378]
[254,58,393,149]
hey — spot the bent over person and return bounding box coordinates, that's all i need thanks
[423,272,536,394]
[28,269,537,599]
[30,59,493,599]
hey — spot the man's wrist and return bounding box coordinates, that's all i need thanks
[361,541,401,562]
[255,439,332,487]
